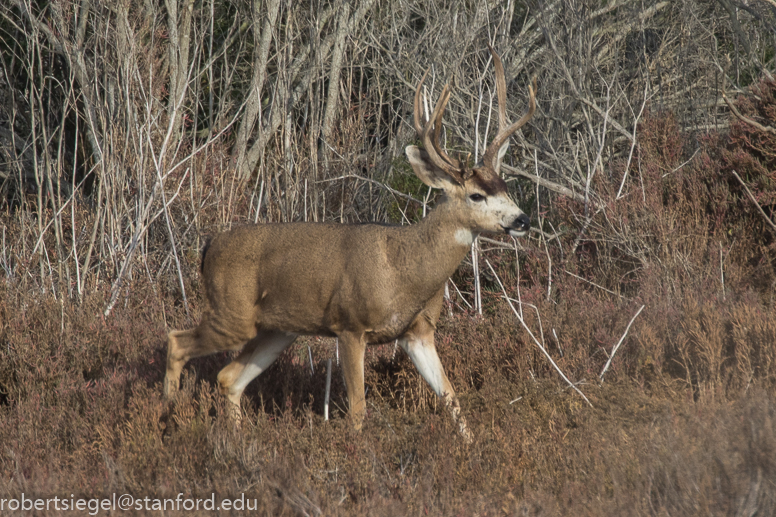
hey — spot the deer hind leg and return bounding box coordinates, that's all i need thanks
[337,332,367,430]
[216,330,297,420]
[399,325,473,443]
[164,317,250,398]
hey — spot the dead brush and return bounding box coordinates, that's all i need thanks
[311,84,388,224]
[366,350,439,416]
[729,302,776,393]
[678,298,728,399]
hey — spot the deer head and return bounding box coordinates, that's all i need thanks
[405,45,535,241]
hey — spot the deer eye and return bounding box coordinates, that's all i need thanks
[469,193,486,202]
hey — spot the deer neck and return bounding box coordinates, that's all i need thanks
[397,200,474,293]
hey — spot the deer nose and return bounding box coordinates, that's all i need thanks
[515,213,531,232]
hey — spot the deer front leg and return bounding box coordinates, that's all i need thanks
[338,332,367,430]
[399,329,473,444]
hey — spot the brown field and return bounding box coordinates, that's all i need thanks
[2,252,776,515]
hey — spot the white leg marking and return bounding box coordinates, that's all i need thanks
[400,337,448,397]
[400,336,472,443]
[231,333,296,394]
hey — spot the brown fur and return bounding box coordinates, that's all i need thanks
[471,168,509,196]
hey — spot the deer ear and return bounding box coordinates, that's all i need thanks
[405,145,460,190]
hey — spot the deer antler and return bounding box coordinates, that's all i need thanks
[413,70,464,183]
[481,45,537,174]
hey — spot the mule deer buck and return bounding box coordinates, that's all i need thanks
[164,47,536,442]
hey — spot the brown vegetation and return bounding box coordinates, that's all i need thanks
[1,0,776,514]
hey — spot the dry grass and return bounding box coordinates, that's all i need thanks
[1,263,776,515]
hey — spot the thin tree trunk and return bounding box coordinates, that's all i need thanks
[232,0,282,180]
[239,0,377,180]
[165,0,195,148]
[320,0,350,169]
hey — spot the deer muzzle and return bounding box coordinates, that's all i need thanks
[504,213,531,238]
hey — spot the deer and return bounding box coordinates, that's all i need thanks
[164,46,536,442]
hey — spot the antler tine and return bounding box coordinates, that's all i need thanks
[488,44,507,131]
[482,74,537,173]
[413,70,463,181]
[413,69,430,136]
[430,86,462,170]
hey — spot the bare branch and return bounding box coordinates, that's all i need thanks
[731,170,776,234]
[723,93,776,135]
[600,305,646,382]
[486,259,593,408]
